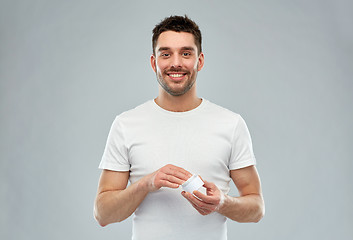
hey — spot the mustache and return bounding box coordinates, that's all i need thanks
[164,67,189,73]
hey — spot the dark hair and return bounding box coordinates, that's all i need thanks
[152,15,202,55]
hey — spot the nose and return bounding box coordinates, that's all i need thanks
[170,54,182,68]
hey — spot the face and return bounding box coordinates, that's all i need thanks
[151,31,204,96]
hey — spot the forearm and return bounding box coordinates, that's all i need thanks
[94,178,148,226]
[218,194,265,223]
[94,164,191,226]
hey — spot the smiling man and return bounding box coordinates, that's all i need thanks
[152,30,203,98]
[94,15,264,240]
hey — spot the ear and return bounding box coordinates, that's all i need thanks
[150,54,157,73]
[197,52,205,71]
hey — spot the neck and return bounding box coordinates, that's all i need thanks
[155,87,202,112]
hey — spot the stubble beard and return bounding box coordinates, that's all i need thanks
[156,67,198,97]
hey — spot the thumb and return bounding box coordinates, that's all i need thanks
[198,176,211,188]
[202,179,216,189]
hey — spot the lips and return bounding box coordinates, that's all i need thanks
[166,72,187,81]
[169,73,185,78]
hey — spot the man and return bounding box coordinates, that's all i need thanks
[94,15,264,240]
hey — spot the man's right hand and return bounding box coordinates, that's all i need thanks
[143,164,192,192]
[95,164,192,226]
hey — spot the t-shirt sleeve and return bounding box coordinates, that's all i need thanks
[228,115,256,170]
[98,116,130,171]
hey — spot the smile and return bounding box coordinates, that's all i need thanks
[168,73,185,78]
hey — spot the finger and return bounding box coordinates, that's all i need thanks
[164,164,190,174]
[159,179,179,189]
[202,181,219,196]
[169,165,193,179]
[189,200,209,215]
[202,180,216,189]
[181,192,209,215]
[183,191,214,211]
[163,174,186,185]
[193,190,219,205]
[154,172,180,189]
[164,165,192,181]
[182,191,201,205]
[199,175,205,182]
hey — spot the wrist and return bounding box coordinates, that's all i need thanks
[216,194,236,214]
[137,175,153,193]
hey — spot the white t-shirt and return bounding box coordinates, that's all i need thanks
[99,99,256,240]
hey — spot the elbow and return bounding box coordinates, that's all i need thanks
[95,216,108,227]
[94,209,106,227]
[97,220,108,227]
[253,210,264,223]
[95,212,114,227]
[94,204,110,227]
[94,205,126,227]
[253,199,265,223]
[95,216,125,227]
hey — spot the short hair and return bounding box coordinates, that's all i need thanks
[152,15,202,55]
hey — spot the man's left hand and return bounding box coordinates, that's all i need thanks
[181,179,225,215]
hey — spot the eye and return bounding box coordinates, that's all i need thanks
[182,52,191,57]
[161,53,170,57]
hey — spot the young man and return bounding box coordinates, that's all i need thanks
[94,15,264,240]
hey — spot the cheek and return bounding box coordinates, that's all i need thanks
[187,59,199,70]
[156,61,168,72]
[190,61,199,70]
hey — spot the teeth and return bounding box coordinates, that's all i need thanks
[169,74,184,78]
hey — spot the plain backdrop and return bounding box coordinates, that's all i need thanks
[1,0,352,239]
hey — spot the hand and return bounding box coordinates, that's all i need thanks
[181,179,225,215]
[144,164,192,192]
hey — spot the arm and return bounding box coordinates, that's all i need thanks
[94,170,143,226]
[94,164,192,227]
[219,165,264,222]
[181,165,265,223]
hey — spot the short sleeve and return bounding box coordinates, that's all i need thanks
[98,116,130,171]
[228,115,256,170]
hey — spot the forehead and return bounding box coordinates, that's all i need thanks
[156,31,197,51]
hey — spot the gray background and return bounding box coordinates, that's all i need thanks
[1,0,352,239]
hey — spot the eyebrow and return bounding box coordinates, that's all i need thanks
[157,46,196,52]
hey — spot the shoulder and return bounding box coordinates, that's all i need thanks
[115,100,154,121]
[204,99,243,124]
[107,100,154,131]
